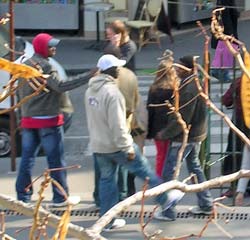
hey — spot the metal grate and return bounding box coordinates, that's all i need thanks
[1,209,250,221]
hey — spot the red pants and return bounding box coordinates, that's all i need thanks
[154,139,170,177]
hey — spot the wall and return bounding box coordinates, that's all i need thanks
[0,2,78,30]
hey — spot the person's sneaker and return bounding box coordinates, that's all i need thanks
[48,200,69,208]
[153,207,176,221]
[46,196,81,209]
[103,218,126,232]
[162,189,185,211]
[188,206,212,215]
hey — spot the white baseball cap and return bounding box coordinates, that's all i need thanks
[97,54,126,71]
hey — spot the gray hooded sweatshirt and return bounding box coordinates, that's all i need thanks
[85,73,133,154]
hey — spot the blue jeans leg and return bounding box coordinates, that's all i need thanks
[185,143,213,208]
[95,153,119,216]
[122,144,167,206]
[94,155,128,204]
[16,127,68,203]
[117,165,128,201]
[16,129,39,202]
[95,143,167,217]
[162,142,213,209]
[40,127,68,203]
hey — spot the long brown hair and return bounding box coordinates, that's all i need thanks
[150,59,179,92]
[108,20,129,45]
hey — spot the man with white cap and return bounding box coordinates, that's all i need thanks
[85,54,184,231]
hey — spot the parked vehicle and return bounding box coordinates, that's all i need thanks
[0,26,67,157]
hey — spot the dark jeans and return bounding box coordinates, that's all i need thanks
[16,127,68,203]
[94,157,133,204]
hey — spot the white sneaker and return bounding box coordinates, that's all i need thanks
[46,196,81,208]
[103,218,126,232]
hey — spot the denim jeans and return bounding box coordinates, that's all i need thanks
[94,143,167,216]
[94,156,133,203]
[162,142,213,209]
[16,127,69,203]
[94,161,128,204]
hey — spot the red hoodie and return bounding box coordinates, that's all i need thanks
[32,33,53,58]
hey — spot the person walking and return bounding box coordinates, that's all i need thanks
[16,33,97,206]
[85,54,184,231]
[147,59,175,177]
[157,55,213,216]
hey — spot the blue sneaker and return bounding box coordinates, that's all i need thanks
[188,206,212,215]
[154,206,176,221]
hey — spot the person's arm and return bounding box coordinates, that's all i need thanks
[46,68,98,92]
[146,89,155,139]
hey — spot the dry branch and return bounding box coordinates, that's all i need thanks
[86,170,250,239]
[196,64,250,147]
[0,58,49,115]
[0,194,92,240]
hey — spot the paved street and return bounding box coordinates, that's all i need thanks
[1,16,250,239]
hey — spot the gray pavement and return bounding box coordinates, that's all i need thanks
[2,17,250,239]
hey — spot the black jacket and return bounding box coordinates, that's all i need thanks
[159,74,207,143]
[147,87,173,139]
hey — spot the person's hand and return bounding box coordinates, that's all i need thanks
[169,34,174,44]
[235,192,244,206]
[155,131,163,140]
[111,34,121,47]
[127,148,136,161]
[127,151,135,161]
